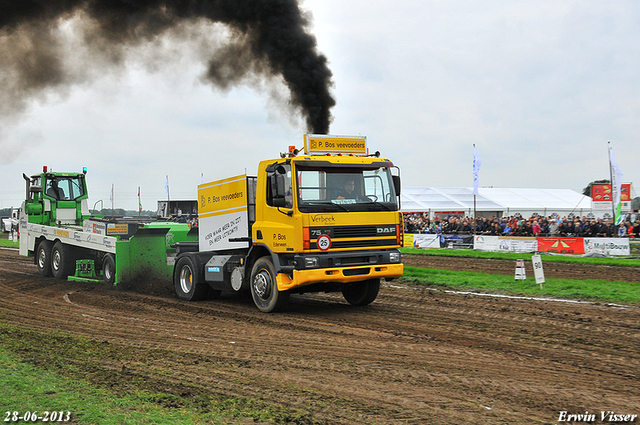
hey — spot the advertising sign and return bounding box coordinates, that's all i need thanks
[591,183,633,214]
[537,237,585,255]
[304,134,367,155]
[198,175,249,252]
[584,238,630,256]
[413,234,440,248]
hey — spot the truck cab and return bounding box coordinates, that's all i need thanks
[176,135,404,312]
[21,167,90,228]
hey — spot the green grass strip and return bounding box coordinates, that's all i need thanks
[0,348,223,424]
[401,247,640,267]
[0,237,19,248]
[401,266,640,305]
[0,323,319,425]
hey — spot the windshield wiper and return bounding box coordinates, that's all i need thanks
[362,200,394,211]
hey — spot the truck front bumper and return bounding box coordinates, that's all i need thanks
[276,263,404,292]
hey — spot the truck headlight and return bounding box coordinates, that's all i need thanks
[389,252,401,263]
[305,257,319,268]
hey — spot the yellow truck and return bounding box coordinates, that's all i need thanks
[174,134,404,312]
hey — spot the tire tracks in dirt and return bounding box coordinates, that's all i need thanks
[1,248,639,424]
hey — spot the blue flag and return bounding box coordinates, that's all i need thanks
[473,145,482,195]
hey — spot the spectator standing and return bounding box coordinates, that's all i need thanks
[532,220,541,236]
[618,222,628,237]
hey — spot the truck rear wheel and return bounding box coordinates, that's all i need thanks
[174,255,208,301]
[51,241,75,279]
[342,278,380,306]
[36,240,53,277]
[250,257,289,313]
[103,254,116,285]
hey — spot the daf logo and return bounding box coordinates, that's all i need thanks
[377,226,394,234]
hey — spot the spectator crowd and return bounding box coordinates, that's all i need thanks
[403,213,640,238]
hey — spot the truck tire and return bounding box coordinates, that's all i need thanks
[174,255,208,301]
[36,240,53,277]
[342,278,380,306]
[51,241,75,279]
[250,257,289,313]
[103,254,116,285]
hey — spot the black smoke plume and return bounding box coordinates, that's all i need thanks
[0,0,335,133]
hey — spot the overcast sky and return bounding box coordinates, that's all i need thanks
[2,0,639,210]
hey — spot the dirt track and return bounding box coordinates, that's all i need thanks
[1,247,639,424]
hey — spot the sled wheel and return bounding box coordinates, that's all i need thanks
[103,254,116,285]
[51,241,74,279]
[36,240,53,277]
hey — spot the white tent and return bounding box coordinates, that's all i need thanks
[401,187,592,218]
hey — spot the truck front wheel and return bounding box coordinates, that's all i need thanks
[342,278,380,306]
[51,241,75,279]
[174,255,208,301]
[36,240,53,277]
[250,257,289,313]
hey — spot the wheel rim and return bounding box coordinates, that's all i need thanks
[38,249,47,269]
[52,250,61,271]
[179,265,193,294]
[104,262,112,281]
[253,270,271,300]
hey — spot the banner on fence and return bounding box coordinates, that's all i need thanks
[439,234,474,249]
[404,233,414,248]
[537,237,585,255]
[412,234,440,248]
[584,238,630,256]
[498,237,538,253]
[474,236,500,252]
[474,236,537,253]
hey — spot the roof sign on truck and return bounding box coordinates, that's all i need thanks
[304,134,367,156]
[198,174,249,252]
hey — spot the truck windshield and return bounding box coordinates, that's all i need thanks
[44,175,85,201]
[296,165,398,213]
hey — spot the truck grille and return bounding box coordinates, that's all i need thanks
[309,224,397,250]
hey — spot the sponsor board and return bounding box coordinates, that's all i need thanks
[412,234,439,248]
[304,134,367,155]
[537,237,585,255]
[584,238,630,256]
[474,236,537,253]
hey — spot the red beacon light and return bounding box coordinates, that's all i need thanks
[43,165,48,173]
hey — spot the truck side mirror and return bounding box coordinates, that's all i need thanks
[392,175,401,196]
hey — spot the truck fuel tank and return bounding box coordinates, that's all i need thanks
[205,255,246,291]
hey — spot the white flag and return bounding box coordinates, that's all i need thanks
[472,145,482,195]
[164,175,169,200]
[609,144,624,225]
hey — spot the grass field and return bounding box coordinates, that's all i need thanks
[0,235,18,248]
[400,247,640,305]
[401,266,640,305]
[401,247,640,266]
